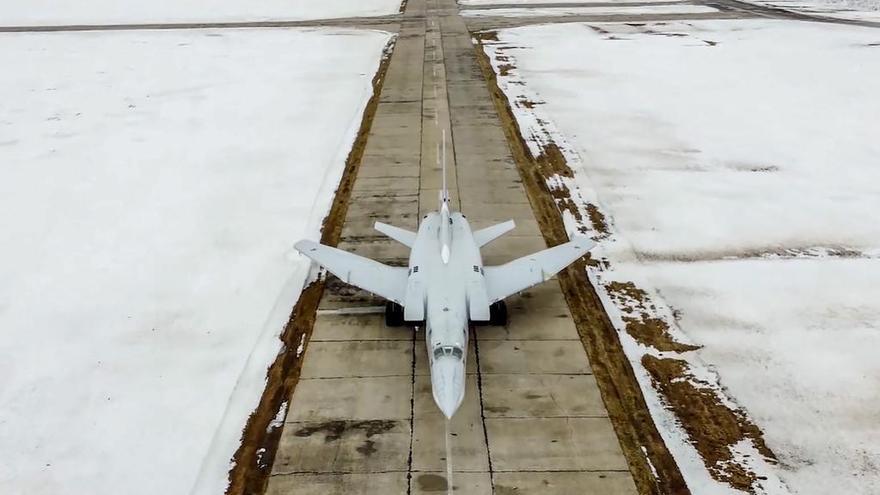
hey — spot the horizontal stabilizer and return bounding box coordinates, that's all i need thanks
[375,222,417,248]
[483,236,595,303]
[295,240,408,304]
[473,220,515,248]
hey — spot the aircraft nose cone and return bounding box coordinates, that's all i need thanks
[431,357,465,419]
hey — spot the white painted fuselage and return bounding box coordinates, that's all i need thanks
[409,209,482,418]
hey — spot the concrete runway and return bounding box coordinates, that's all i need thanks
[265,0,640,493]
[1,0,871,492]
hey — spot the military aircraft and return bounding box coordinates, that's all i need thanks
[294,145,595,418]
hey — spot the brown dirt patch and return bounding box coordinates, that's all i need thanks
[534,138,613,242]
[586,203,610,236]
[605,282,700,353]
[535,141,574,178]
[643,356,777,493]
[625,317,699,353]
[225,36,397,495]
[473,32,690,495]
[479,30,500,42]
[540,152,589,238]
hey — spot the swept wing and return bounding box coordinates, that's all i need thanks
[294,240,409,304]
[483,236,595,303]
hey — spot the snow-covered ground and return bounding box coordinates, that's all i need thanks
[748,0,880,22]
[0,27,392,495]
[460,0,681,4]
[461,4,718,16]
[0,0,402,25]
[482,19,880,495]
[458,0,880,21]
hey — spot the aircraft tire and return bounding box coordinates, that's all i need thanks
[385,301,405,327]
[489,301,508,326]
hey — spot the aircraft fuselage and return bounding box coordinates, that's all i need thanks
[409,210,481,418]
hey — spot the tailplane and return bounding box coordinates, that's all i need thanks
[375,222,416,248]
[473,220,516,248]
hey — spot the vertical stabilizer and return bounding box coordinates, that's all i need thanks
[439,129,450,209]
[439,130,451,263]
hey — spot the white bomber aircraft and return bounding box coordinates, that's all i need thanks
[294,152,595,418]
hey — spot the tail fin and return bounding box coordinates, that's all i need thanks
[438,129,452,263]
[439,129,450,210]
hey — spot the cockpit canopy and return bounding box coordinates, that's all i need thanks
[433,345,463,360]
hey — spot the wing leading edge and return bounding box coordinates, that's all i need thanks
[483,236,595,303]
[294,240,409,304]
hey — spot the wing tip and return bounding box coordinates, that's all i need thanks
[294,239,319,254]
[569,234,596,253]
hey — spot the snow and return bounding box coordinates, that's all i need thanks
[0,0,403,25]
[0,27,392,495]
[746,0,880,22]
[460,0,681,4]
[482,19,880,495]
[461,4,718,16]
[610,258,880,494]
[296,334,307,358]
[269,402,289,432]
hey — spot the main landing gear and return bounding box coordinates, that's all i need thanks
[488,301,508,326]
[385,301,405,327]
[385,301,508,327]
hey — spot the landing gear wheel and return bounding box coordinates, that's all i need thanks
[385,301,405,327]
[489,301,508,326]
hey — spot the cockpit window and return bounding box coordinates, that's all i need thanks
[433,345,463,360]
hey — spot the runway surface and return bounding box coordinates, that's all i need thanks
[265,0,640,493]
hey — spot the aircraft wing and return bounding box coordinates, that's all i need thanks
[483,236,595,303]
[294,240,409,304]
